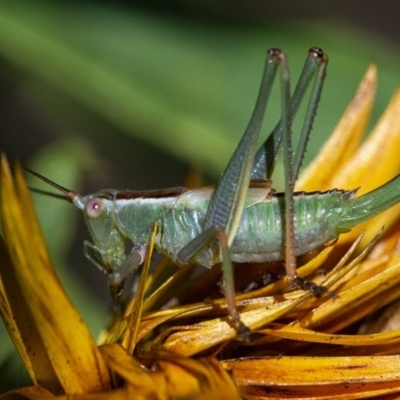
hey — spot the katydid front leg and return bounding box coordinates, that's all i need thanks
[84,240,146,299]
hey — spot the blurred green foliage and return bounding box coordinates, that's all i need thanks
[1,0,400,392]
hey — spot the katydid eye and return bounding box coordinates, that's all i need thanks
[86,198,103,218]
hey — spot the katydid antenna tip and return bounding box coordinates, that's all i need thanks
[22,166,85,209]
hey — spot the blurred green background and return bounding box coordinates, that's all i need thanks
[2,0,400,392]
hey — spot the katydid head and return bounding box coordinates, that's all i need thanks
[24,167,127,275]
[80,190,127,273]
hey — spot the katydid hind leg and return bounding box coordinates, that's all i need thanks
[292,49,328,180]
[253,48,328,285]
[279,52,297,281]
[251,47,326,180]
[217,228,250,337]
[280,49,332,295]
[203,48,282,241]
[178,48,283,262]
[177,49,284,332]
[176,228,217,263]
[293,276,336,298]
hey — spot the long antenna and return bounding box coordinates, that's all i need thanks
[23,166,85,210]
[29,187,73,201]
[23,167,71,194]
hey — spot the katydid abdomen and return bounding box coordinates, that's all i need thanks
[155,189,348,267]
[109,175,399,269]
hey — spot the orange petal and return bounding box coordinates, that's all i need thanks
[0,157,110,394]
[100,344,241,399]
[332,88,400,246]
[223,355,400,398]
[297,64,376,191]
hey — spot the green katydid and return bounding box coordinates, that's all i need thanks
[25,48,400,333]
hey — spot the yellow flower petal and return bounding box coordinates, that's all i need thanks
[0,157,110,394]
[223,356,400,398]
[336,88,400,247]
[330,87,400,192]
[262,324,400,346]
[100,343,241,399]
[297,64,376,191]
[0,237,60,392]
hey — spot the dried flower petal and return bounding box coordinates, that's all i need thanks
[0,157,110,394]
